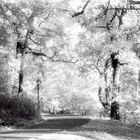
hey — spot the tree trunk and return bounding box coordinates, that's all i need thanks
[110,99,120,120]
[137,69,140,111]
[17,53,24,97]
[110,52,120,120]
[132,45,140,111]
[98,73,110,110]
[17,30,29,98]
[98,57,112,111]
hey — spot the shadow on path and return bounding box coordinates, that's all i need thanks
[27,118,90,130]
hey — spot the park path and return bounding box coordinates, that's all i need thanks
[0,116,140,140]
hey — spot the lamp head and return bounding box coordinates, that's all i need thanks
[36,79,41,86]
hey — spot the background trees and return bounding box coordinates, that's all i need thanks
[0,0,140,125]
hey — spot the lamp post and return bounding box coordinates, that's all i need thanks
[36,79,41,116]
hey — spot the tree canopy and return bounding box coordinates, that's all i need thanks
[0,0,140,125]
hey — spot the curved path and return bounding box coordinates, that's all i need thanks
[0,116,140,140]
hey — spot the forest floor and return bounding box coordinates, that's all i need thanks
[0,116,140,140]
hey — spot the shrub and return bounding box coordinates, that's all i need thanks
[0,93,37,126]
[10,95,36,119]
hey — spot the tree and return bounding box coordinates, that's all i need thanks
[0,0,78,98]
[61,0,140,120]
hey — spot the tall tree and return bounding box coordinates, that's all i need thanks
[0,0,77,97]
[62,0,140,119]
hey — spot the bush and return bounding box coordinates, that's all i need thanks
[120,105,140,125]
[0,93,37,126]
[10,96,36,119]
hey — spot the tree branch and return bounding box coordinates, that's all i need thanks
[72,0,90,17]
[117,9,127,27]
[108,7,140,10]
[39,12,51,27]
[26,47,79,64]
[29,37,41,45]
[93,63,102,75]
[95,1,110,20]
[119,62,128,66]
[53,56,79,64]
[104,58,111,73]
[129,1,140,5]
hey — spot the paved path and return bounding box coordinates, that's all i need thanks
[0,116,91,140]
[0,116,140,140]
[0,133,93,140]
